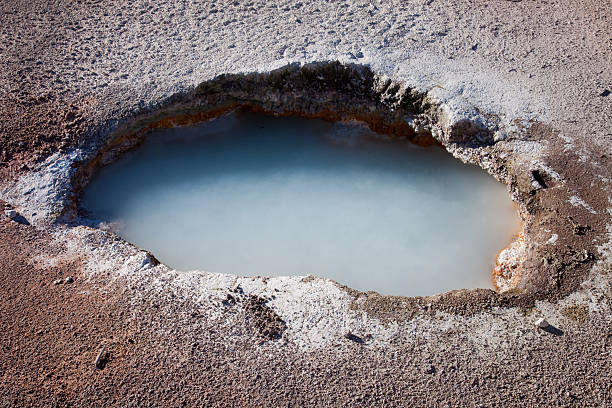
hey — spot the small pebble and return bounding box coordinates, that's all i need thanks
[53,279,63,285]
[4,209,17,219]
[535,317,549,328]
[65,276,74,284]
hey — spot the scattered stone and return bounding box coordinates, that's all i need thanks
[530,179,543,190]
[222,293,237,306]
[600,89,610,97]
[94,346,107,369]
[4,209,17,219]
[424,364,436,374]
[535,317,549,328]
[65,276,74,284]
[493,131,507,142]
[344,331,364,344]
[529,170,547,190]
[53,279,63,285]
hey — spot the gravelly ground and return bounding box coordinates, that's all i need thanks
[0,0,611,406]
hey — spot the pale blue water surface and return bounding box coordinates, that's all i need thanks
[83,112,519,296]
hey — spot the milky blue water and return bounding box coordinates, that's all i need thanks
[82,112,519,296]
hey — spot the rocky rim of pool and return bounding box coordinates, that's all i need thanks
[2,62,607,316]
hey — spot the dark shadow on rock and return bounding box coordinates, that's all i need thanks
[542,324,564,336]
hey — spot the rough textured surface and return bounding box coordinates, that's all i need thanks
[0,0,611,406]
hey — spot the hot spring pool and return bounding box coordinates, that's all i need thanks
[82,112,520,296]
